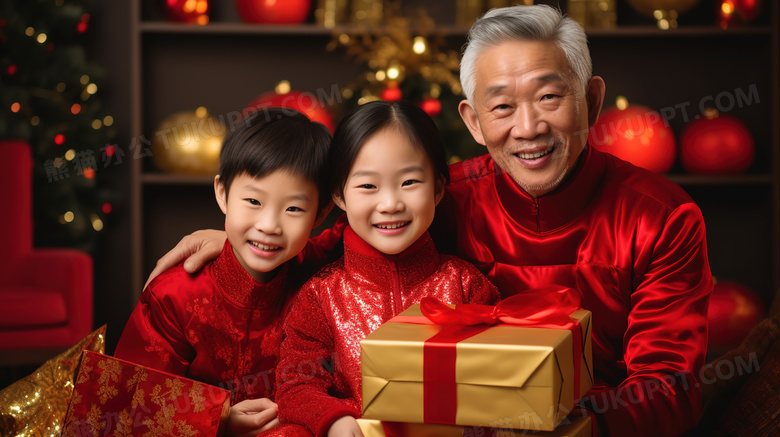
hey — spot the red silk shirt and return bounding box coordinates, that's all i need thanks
[432,147,713,436]
[115,240,297,405]
[276,226,500,437]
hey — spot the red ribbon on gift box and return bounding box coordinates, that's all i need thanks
[391,286,584,426]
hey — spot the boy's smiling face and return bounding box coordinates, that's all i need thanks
[215,170,319,283]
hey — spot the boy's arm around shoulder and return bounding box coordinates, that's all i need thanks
[114,267,195,375]
[297,213,348,271]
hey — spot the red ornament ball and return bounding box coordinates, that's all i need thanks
[707,280,766,356]
[235,0,311,24]
[381,86,402,102]
[680,112,754,174]
[164,0,210,24]
[718,0,763,28]
[588,104,676,174]
[102,203,113,214]
[244,90,334,133]
[420,98,442,118]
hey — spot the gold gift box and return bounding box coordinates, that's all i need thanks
[361,305,592,431]
[357,419,463,437]
[356,416,592,437]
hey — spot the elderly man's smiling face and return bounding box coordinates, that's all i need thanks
[459,39,605,198]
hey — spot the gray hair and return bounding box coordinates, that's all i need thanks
[460,5,592,103]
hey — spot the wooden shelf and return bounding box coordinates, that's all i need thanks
[139,21,471,36]
[140,21,335,35]
[139,21,771,37]
[142,173,214,185]
[585,25,771,37]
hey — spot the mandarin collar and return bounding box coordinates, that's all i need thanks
[494,146,607,233]
[343,225,440,289]
[212,240,288,310]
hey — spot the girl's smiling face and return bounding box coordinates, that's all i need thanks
[334,127,444,255]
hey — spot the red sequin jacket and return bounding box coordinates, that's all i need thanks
[276,226,500,436]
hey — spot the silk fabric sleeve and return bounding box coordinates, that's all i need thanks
[582,203,711,436]
[299,213,349,269]
[114,285,194,376]
[276,285,361,437]
[458,261,500,306]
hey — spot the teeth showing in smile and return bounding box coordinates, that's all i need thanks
[375,222,409,229]
[250,241,280,251]
[517,147,554,160]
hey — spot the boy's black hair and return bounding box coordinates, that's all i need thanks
[329,100,450,201]
[218,107,332,214]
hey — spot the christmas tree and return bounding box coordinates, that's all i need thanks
[329,9,484,163]
[0,0,114,252]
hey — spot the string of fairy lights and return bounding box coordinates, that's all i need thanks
[1,0,115,250]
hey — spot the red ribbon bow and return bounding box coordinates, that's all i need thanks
[395,286,584,426]
[420,285,581,327]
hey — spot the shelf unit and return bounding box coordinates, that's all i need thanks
[130,1,780,314]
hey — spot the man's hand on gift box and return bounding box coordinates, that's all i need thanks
[327,416,364,437]
[227,398,281,437]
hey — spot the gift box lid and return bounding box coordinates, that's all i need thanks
[362,305,591,389]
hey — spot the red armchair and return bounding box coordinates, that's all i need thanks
[0,140,93,363]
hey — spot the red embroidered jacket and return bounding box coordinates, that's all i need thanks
[116,240,296,404]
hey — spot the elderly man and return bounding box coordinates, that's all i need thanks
[148,5,712,436]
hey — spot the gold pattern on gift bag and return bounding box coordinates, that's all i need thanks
[96,357,123,404]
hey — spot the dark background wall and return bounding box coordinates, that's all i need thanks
[86,1,779,355]
[89,2,132,353]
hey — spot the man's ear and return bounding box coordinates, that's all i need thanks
[458,99,486,146]
[332,193,346,213]
[586,76,606,127]
[214,175,228,214]
[313,201,335,228]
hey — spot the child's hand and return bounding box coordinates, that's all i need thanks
[226,398,280,437]
[327,416,364,437]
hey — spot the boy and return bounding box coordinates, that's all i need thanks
[115,108,332,437]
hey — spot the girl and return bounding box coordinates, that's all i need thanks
[275,101,499,437]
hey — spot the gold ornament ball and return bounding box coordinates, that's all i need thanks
[626,0,700,17]
[151,107,225,175]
